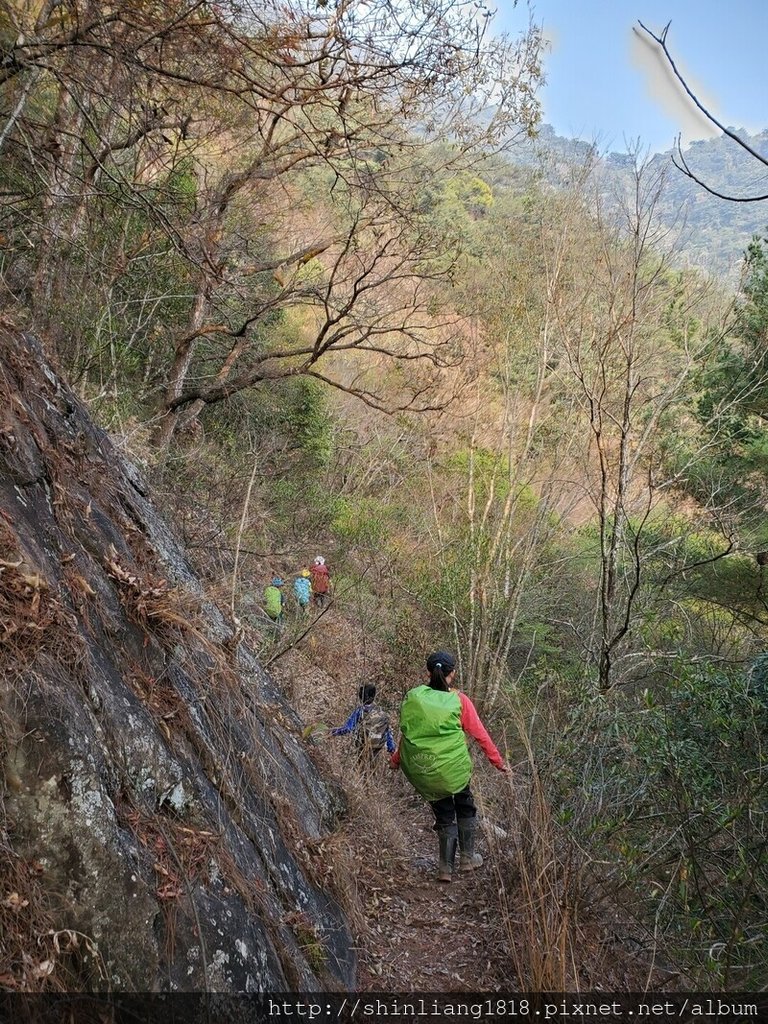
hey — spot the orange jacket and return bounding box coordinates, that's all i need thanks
[310,563,330,594]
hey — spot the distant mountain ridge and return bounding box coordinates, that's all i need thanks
[506,124,768,286]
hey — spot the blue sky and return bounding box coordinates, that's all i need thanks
[497,0,768,153]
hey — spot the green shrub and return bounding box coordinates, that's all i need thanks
[524,659,768,986]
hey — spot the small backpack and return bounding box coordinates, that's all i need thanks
[357,707,390,752]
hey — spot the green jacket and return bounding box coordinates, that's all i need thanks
[399,685,472,801]
[264,585,283,619]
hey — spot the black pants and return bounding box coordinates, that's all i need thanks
[429,783,476,830]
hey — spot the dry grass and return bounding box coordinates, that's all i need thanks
[0,519,103,990]
[0,522,90,699]
[104,547,199,642]
[0,842,59,991]
[114,791,220,970]
[0,558,61,666]
[473,696,663,993]
[304,740,418,959]
[0,832,107,991]
[116,795,218,902]
[269,621,415,955]
[126,665,190,744]
[482,766,586,990]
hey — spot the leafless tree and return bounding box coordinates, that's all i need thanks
[163,189,468,432]
[554,157,722,690]
[0,0,542,444]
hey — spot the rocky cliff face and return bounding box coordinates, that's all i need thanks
[0,327,354,991]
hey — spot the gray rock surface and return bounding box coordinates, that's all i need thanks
[0,329,355,991]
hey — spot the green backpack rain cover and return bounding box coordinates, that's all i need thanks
[264,585,282,619]
[399,685,472,801]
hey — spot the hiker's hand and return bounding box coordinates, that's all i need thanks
[497,761,511,774]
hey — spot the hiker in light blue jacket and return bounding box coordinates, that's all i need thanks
[293,569,312,613]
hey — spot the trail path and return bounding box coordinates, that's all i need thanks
[270,610,514,991]
[269,607,654,993]
[352,782,510,991]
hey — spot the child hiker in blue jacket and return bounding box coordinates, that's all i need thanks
[332,684,395,763]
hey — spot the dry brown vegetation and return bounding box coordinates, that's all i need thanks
[0,847,106,991]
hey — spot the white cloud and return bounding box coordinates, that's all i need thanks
[630,27,720,145]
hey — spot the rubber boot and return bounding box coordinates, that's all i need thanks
[437,826,458,883]
[457,818,483,872]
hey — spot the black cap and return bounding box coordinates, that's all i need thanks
[426,650,456,674]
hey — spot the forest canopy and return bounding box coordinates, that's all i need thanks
[0,0,541,444]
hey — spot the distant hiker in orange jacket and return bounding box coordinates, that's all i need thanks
[310,556,330,607]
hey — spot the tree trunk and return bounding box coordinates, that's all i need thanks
[154,286,209,449]
[176,336,249,434]
[31,86,85,325]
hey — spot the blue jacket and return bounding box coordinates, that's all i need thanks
[293,576,311,604]
[332,705,396,753]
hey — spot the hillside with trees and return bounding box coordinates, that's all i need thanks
[506,124,768,282]
[2,0,768,997]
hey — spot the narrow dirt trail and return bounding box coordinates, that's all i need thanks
[269,609,515,991]
[270,607,671,994]
[353,782,511,991]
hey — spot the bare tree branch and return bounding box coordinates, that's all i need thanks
[636,20,768,202]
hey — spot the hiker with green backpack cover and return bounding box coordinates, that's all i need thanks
[390,650,509,882]
[263,577,286,624]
